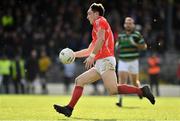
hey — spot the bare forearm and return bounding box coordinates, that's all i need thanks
[74,43,94,58]
[74,49,91,58]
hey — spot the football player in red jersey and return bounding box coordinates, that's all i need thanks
[53,3,155,117]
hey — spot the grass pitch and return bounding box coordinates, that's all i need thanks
[0,95,180,121]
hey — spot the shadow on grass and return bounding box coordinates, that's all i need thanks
[56,117,121,121]
[120,106,141,109]
[56,107,142,120]
[72,117,120,121]
[58,117,156,121]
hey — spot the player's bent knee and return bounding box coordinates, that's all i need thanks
[75,77,85,87]
[75,77,81,85]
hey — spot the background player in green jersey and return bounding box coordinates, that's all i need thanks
[115,17,147,107]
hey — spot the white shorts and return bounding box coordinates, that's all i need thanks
[95,56,116,75]
[118,59,139,74]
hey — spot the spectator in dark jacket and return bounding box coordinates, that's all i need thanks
[25,49,39,94]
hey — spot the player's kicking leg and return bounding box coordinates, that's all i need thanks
[53,68,101,117]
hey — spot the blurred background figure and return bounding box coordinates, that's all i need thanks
[63,62,76,94]
[11,54,26,94]
[38,49,52,94]
[0,55,11,94]
[148,53,161,96]
[115,17,147,107]
[25,49,39,94]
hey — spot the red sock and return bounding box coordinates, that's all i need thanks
[118,84,142,95]
[68,86,83,108]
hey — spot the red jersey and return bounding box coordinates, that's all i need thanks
[92,16,114,60]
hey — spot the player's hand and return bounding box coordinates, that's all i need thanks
[129,39,138,46]
[84,56,95,70]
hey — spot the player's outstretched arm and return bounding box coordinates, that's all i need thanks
[74,43,94,58]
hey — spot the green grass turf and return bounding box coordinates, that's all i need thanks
[0,95,180,121]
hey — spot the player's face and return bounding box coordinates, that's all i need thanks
[87,8,95,24]
[124,19,135,32]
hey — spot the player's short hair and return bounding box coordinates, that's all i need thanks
[125,17,135,24]
[90,3,105,16]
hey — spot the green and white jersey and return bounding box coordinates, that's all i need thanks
[115,30,145,61]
